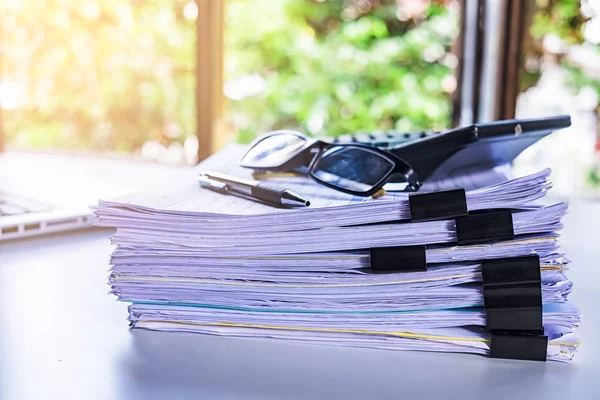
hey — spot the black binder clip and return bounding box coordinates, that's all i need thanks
[408,189,468,222]
[455,211,514,245]
[369,245,427,273]
[482,255,543,333]
[482,255,547,362]
[490,333,548,362]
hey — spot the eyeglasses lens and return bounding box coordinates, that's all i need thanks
[241,133,307,168]
[311,146,394,193]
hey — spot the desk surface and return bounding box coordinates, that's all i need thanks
[1,203,599,399]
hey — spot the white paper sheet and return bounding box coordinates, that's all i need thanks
[94,146,554,234]
[95,145,579,362]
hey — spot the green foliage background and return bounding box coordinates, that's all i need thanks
[226,0,458,144]
[0,0,457,153]
[1,0,196,152]
[1,0,598,156]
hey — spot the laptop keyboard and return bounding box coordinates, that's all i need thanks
[0,192,53,216]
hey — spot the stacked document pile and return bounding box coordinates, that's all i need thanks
[95,146,580,362]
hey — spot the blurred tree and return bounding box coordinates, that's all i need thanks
[2,0,599,163]
[225,0,459,144]
[0,0,458,155]
[0,0,196,152]
[525,0,600,187]
[523,0,592,92]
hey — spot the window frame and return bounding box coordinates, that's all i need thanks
[196,0,225,161]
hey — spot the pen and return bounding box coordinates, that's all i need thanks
[198,171,311,208]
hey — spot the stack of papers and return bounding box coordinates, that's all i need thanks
[95,145,581,362]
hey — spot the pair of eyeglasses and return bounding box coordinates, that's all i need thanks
[240,130,421,197]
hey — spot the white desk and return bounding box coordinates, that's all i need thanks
[1,203,599,399]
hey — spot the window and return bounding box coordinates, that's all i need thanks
[2,0,600,198]
[0,0,460,163]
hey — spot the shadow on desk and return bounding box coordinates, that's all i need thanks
[113,328,580,400]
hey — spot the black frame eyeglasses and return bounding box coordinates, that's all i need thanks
[240,130,421,197]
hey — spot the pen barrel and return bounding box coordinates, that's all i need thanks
[252,183,309,207]
[251,183,289,206]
